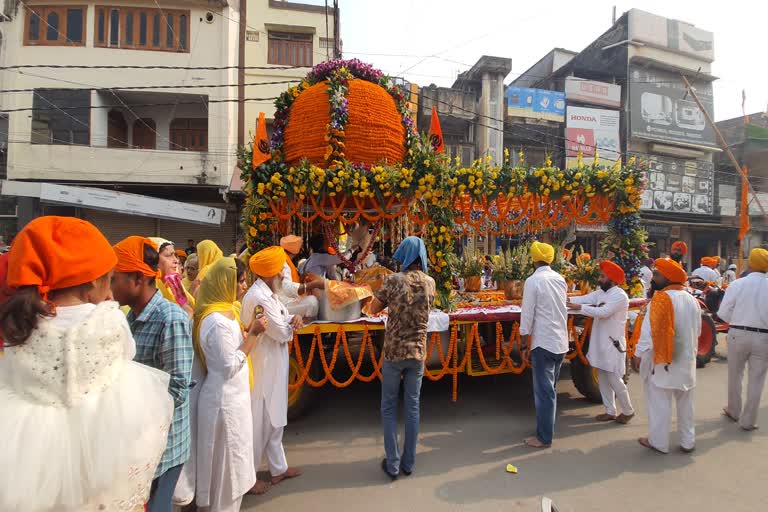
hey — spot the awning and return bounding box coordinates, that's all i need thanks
[1,181,226,226]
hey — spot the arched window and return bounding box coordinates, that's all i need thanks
[132,118,157,149]
[107,110,128,148]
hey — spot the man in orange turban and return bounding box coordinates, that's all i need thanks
[670,241,688,263]
[691,256,720,284]
[633,258,701,454]
[241,246,304,492]
[568,261,634,424]
[110,235,193,507]
[277,235,323,319]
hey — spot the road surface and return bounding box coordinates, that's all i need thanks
[243,339,767,512]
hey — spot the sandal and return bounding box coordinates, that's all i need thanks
[523,436,551,449]
[638,437,666,454]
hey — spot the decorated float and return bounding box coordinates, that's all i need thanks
[238,59,710,419]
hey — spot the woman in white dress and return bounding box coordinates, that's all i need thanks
[0,216,174,512]
[194,257,267,512]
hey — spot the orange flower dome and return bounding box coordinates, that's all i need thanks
[283,79,406,167]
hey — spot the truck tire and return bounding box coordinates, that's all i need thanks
[570,356,602,404]
[696,312,718,368]
[287,345,322,421]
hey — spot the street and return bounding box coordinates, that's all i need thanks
[243,338,768,512]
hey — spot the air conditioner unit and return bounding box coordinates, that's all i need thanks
[648,142,707,160]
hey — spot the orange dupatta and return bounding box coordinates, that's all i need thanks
[285,253,300,283]
[649,284,686,365]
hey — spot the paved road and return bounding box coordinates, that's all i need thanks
[243,338,767,512]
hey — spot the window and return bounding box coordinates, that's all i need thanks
[170,119,207,152]
[95,6,190,52]
[97,8,105,45]
[124,11,133,45]
[132,119,157,149]
[107,110,128,148]
[109,9,119,46]
[25,5,86,46]
[31,89,91,145]
[139,12,147,46]
[268,32,313,66]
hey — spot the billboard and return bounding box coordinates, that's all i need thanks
[637,154,714,215]
[628,9,714,62]
[565,106,621,167]
[565,78,621,108]
[629,66,716,148]
[506,86,565,122]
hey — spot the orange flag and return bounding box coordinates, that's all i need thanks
[252,112,271,169]
[739,166,751,240]
[428,106,445,153]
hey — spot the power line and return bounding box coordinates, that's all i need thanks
[0,79,300,94]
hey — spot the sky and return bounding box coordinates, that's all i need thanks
[315,0,765,122]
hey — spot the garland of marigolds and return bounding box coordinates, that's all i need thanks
[238,59,649,307]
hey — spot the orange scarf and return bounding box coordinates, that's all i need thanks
[649,284,685,365]
[285,253,300,283]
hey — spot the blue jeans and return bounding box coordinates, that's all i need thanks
[147,464,183,512]
[381,359,424,475]
[531,347,565,445]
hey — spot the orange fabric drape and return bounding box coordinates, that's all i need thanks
[649,284,685,365]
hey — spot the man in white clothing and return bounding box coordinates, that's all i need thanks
[691,256,720,283]
[639,259,653,298]
[568,260,635,424]
[278,235,323,319]
[632,258,701,454]
[520,241,569,449]
[722,263,737,285]
[242,246,304,494]
[719,248,768,431]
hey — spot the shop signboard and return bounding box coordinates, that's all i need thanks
[638,154,714,215]
[565,78,621,108]
[565,106,621,167]
[629,65,716,148]
[506,86,565,122]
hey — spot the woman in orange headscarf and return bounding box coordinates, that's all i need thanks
[0,216,173,512]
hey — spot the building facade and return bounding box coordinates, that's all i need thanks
[512,9,723,268]
[239,0,338,146]
[0,0,242,248]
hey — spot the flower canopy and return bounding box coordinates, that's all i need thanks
[238,59,649,308]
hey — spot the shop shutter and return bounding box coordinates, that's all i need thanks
[82,209,156,244]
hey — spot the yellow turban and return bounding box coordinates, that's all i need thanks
[748,248,768,272]
[249,246,287,278]
[280,235,303,255]
[530,241,555,264]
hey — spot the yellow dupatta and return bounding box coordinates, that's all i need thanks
[192,257,254,388]
[196,240,224,283]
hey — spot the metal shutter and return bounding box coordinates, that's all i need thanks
[82,209,156,244]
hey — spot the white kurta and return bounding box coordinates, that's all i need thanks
[636,289,701,391]
[636,289,701,452]
[195,313,255,509]
[639,266,653,296]
[691,265,719,283]
[570,286,630,376]
[242,279,294,429]
[277,262,319,318]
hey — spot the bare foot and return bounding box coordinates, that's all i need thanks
[247,480,271,495]
[722,408,738,422]
[523,436,551,449]
[272,467,303,485]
